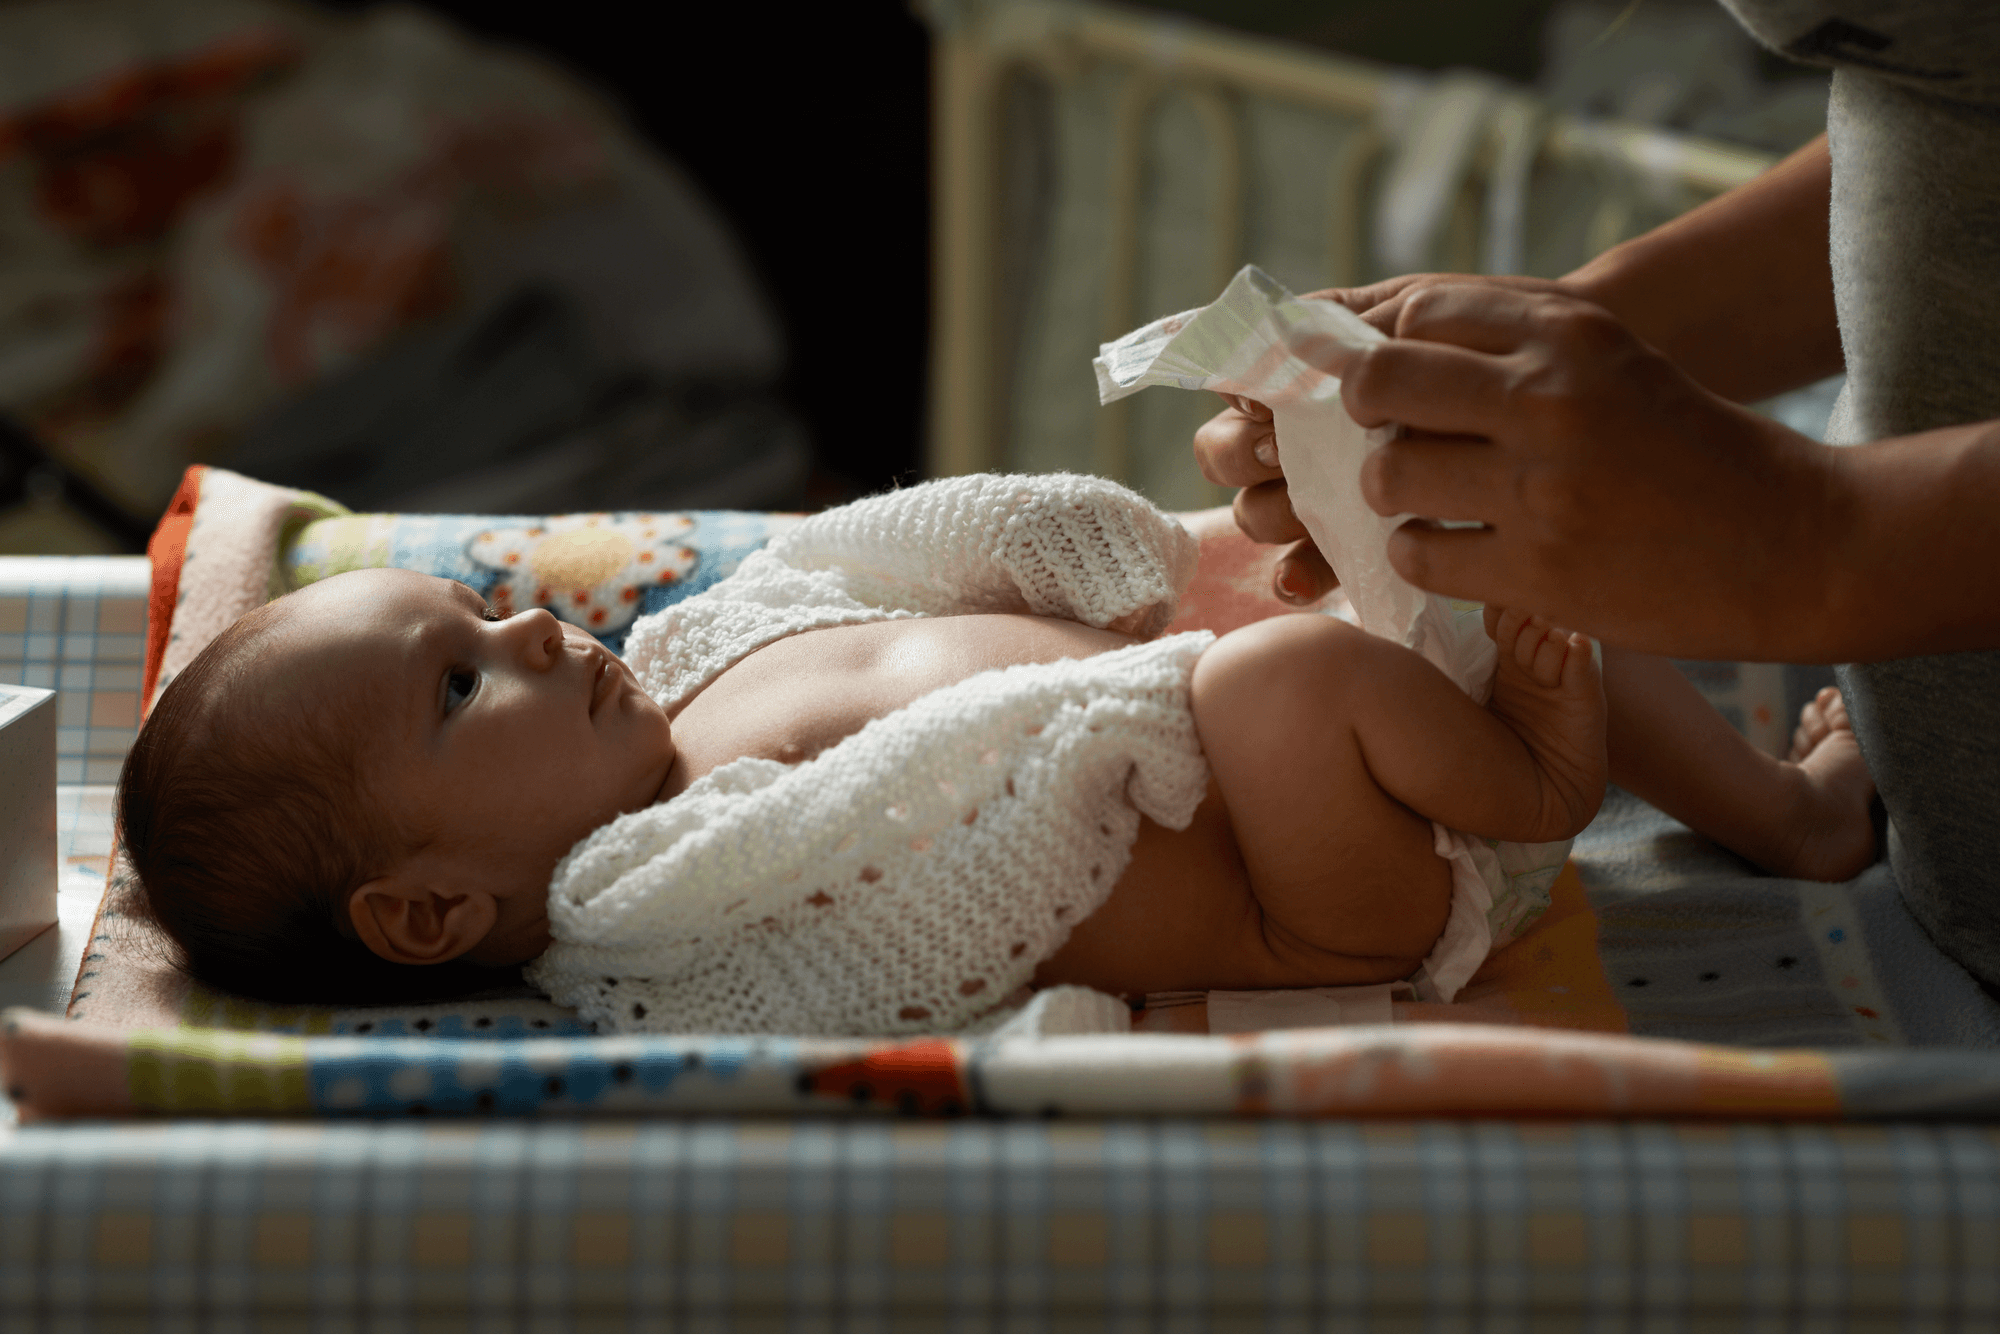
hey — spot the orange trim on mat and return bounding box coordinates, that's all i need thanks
[140,464,206,718]
[797,1039,970,1115]
[84,464,202,1020]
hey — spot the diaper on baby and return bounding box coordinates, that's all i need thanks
[1096,267,1569,1000]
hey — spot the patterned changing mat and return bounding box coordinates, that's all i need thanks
[13,463,2000,1122]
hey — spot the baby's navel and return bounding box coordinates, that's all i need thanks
[777,741,806,764]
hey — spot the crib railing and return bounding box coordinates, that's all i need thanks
[921,0,1780,509]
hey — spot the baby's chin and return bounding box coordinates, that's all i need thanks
[633,711,677,806]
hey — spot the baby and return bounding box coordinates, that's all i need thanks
[118,472,1873,1033]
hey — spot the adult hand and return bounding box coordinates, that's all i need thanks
[1332,273,1580,337]
[1192,277,1582,605]
[1191,393,1338,603]
[1335,281,1837,659]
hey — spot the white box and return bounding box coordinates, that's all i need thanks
[0,684,56,962]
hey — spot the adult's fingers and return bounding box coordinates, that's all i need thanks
[1336,339,1515,435]
[1392,283,1624,359]
[1318,273,1590,341]
[1232,479,1309,545]
[1219,393,1272,423]
[1195,405,1283,487]
[1360,434,1514,522]
[1382,521,1506,605]
[1306,276,1429,333]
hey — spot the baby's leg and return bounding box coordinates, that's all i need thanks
[1186,613,1604,977]
[1604,650,1875,880]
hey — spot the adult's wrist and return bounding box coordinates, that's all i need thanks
[1556,136,1841,403]
[1777,432,1864,664]
[1558,245,1639,324]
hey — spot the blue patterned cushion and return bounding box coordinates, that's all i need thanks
[282,508,799,655]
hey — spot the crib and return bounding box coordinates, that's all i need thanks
[3,4,1998,1330]
[922,0,1779,509]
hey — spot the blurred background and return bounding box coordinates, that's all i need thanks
[0,0,1830,552]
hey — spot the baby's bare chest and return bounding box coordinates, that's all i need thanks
[665,614,1140,788]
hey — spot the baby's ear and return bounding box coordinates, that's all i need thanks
[348,876,497,967]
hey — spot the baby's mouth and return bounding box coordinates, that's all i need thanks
[588,656,617,717]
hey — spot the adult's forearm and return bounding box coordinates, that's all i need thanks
[1815,419,2000,662]
[1566,135,1842,404]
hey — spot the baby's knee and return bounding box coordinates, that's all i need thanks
[1191,613,1381,724]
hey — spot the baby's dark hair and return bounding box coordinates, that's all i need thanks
[117,597,506,1005]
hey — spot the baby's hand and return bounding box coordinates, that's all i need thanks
[1103,607,1154,637]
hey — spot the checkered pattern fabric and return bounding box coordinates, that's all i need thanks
[0,557,147,785]
[0,1119,1994,1330]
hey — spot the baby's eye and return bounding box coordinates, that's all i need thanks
[444,667,479,713]
[481,606,508,623]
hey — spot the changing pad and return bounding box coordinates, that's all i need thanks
[12,463,2000,1122]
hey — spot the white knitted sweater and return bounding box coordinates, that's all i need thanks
[525,474,1211,1036]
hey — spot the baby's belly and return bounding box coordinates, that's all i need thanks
[666,614,1143,788]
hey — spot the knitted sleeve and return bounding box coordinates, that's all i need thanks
[764,472,1199,632]
[622,473,1199,706]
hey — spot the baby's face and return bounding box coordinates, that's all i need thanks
[267,569,673,923]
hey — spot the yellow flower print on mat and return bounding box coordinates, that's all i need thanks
[468,514,696,632]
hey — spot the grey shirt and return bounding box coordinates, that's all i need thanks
[1721,1,2000,983]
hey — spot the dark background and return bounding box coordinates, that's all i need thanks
[315,1,939,503]
[309,0,1642,502]
[307,0,1805,503]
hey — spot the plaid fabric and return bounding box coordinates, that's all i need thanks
[0,557,147,785]
[0,1119,1994,1330]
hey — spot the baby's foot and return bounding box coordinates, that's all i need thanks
[1484,607,1608,842]
[1762,686,1877,881]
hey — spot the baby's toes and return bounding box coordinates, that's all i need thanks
[1490,606,1530,654]
[1510,613,1552,671]
[1528,622,1572,686]
[1788,687,1851,761]
[1558,631,1598,691]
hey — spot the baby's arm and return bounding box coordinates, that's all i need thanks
[624,473,1197,707]
[762,472,1198,635]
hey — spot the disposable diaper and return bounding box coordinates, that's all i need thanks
[1094,265,1570,1001]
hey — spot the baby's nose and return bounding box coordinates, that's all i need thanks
[512,608,567,665]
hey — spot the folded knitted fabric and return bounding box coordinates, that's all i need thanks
[527,473,1209,1035]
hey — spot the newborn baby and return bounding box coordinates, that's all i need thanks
[117,473,1858,1034]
